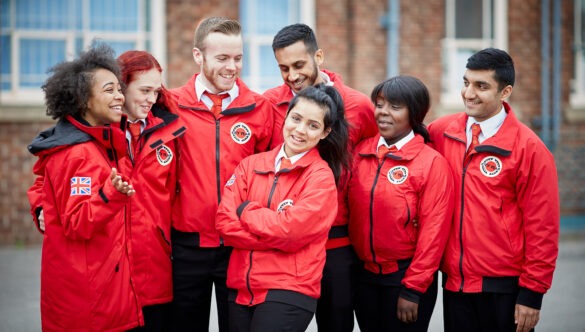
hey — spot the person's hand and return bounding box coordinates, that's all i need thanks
[110,168,135,196]
[515,304,540,332]
[38,209,45,232]
[397,296,418,324]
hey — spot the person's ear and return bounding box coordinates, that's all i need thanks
[500,85,513,101]
[314,49,324,67]
[193,47,203,66]
[321,127,332,140]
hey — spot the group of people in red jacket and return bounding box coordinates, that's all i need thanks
[27,16,559,332]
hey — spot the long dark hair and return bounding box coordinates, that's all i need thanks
[370,75,431,143]
[287,84,350,185]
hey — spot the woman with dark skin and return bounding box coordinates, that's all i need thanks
[27,44,142,331]
[348,76,454,332]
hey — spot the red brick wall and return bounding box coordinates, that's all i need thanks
[399,0,444,120]
[0,121,53,245]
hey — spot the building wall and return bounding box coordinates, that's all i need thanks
[1,0,583,245]
[0,120,52,245]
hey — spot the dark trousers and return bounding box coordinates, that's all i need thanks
[228,300,314,332]
[443,290,534,332]
[355,274,438,332]
[315,245,358,332]
[128,303,171,332]
[170,241,232,332]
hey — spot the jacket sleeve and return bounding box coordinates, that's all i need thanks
[48,155,128,240]
[27,174,45,234]
[402,154,454,297]
[215,160,271,250]
[239,167,338,253]
[515,138,560,308]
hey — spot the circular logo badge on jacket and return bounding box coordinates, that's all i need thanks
[230,122,252,144]
[387,166,408,184]
[225,174,236,187]
[156,144,173,166]
[277,199,294,213]
[480,156,502,177]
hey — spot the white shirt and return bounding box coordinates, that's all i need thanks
[376,130,415,152]
[274,146,308,172]
[195,75,239,111]
[125,118,147,143]
[466,105,507,148]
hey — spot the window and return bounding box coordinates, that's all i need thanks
[239,0,314,93]
[570,0,585,109]
[440,0,508,110]
[0,0,165,105]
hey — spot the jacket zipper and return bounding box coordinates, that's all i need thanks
[215,119,224,246]
[370,161,384,274]
[458,154,473,291]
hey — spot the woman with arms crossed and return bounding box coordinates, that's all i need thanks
[215,84,349,332]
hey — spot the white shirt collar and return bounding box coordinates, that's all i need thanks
[376,130,415,151]
[125,118,147,140]
[275,145,309,171]
[466,105,507,144]
[195,75,239,109]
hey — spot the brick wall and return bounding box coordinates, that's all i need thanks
[0,121,52,245]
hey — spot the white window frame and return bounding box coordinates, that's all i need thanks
[0,0,166,106]
[570,0,585,109]
[240,0,315,93]
[440,0,508,112]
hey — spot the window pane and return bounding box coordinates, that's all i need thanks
[1,0,10,29]
[104,41,137,57]
[0,35,11,90]
[16,0,76,30]
[455,0,483,38]
[90,0,138,31]
[259,45,279,77]
[20,39,66,88]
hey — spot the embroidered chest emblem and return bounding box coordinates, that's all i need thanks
[277,199,294,212]
[230,122,252,144]
[225,174,236,187]
[479,156,502,177]
[387,166,408,185]
[156,144,173,166]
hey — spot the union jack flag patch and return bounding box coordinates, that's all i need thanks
[70,177,91,196]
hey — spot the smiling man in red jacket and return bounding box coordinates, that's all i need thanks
[169,17,274,332]
[428,48,560,332]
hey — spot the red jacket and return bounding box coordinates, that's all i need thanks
[27,115,143,331]
[348,134,453,296]
[121,106,186,307]
[428,102,559,308]
[215,146,338,309]
[263,70,377,248]
[170,74,274,246]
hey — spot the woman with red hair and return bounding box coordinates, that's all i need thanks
[117,50,186,331]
